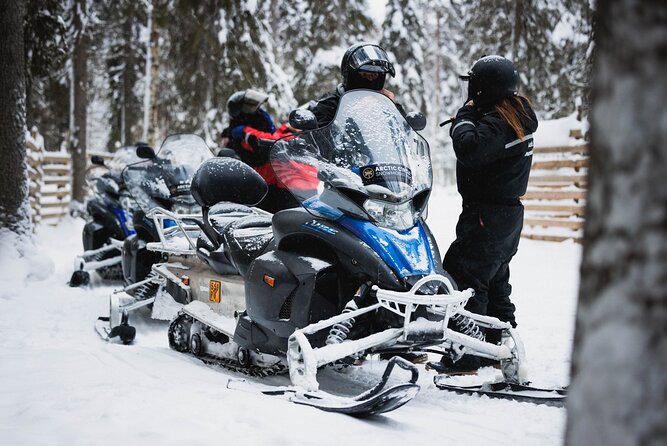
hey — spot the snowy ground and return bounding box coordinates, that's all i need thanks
[0,187,579,446]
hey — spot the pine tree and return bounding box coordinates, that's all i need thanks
[159,0,295,145]
[95,1,146,148]
[286,0,375,105]
[0,0,31,235]
[381,0,428,115]
[455,0,591,118]
[24,0,69,151]
[420,0,467,185]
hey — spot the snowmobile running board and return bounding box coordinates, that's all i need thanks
[227,357,420,417]
[434,375,567,407]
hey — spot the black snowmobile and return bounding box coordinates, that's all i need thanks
[98,91,562,415]
[70,146,142,286]
[72,136,212,288]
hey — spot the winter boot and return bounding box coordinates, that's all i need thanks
[426,354,481,375]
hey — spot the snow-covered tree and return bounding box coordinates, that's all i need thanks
[419,0,467,184]
[95,1,146,148]
[283,0,375,106]
[455,0,592,118]
[0,0,31,236]
[565,1,667,444]
[159,0,294,145]
[24,0,69,151]
[381,0,428,115]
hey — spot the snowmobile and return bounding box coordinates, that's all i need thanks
[69,147,142,286]
[71,135,212,287]
[98,91,562,415]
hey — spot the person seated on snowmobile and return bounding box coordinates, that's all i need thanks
[430,55,539,375]
[305,44,428,365]
[308,43,405,129]
[226,89,315,213]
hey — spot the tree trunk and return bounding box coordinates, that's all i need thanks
[0,0,31,236]
[70,0,88,204]
[565,2,667,445]
[149,6,160,148]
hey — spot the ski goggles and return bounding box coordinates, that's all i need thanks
[349,45,395,76]
[241,89,269,114]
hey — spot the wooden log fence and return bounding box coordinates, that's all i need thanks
[521,141,588,243]
[26,142,114,227]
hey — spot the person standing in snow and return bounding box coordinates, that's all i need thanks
[308,43,401,128]
[433,55,538,374]
[226,89,300,213]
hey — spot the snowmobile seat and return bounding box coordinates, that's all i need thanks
[197,203,256,252]
[223,214,275,276]
[195,203,257,275]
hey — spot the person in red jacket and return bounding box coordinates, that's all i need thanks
[226,89,309,213]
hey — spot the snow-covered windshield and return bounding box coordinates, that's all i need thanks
[270,90,432,220]
[107,146,142,172]
[156,134,213,168]
[122,134,213,212]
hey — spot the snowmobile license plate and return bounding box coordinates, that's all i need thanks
[209,280,221,303]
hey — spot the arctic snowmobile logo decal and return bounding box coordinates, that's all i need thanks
[362,167,375,180]
[360,164,412,186]
[303,220,338,236]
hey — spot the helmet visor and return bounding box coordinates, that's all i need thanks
[241,89,269,114]
[349,45,395,77]
[458,74,470,105]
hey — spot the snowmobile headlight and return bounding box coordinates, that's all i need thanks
[362,199,415,231]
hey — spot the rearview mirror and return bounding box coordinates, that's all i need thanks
[136,143,156,159]
[406,112,427,131]
[289,109,318,131]
[90,155,106,166]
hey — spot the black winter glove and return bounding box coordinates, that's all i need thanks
[450,104,479,137]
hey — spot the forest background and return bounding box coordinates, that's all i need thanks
[26,0,593,184]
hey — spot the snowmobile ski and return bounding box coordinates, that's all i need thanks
[94,316,136,344]
[227,357,420,417]
[434,376,567,407]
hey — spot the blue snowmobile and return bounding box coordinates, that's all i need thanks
[102,91,560,415]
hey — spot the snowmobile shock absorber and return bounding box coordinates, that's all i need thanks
[326,300,359,345]
[450,312,485,341]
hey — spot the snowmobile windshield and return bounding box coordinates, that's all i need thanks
[122,134,213,214]
[270,90,432,230]
[107,146,142,172]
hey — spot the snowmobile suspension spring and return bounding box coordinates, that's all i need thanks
[450,313,485,341]
[326,301,358,345]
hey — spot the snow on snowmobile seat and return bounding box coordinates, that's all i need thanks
[191,156,267,250]
[223,214,275,276]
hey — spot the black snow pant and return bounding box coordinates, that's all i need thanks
[443,200,524,328]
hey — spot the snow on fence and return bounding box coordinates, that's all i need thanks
[26,141,113,227]
[521,129,588,243]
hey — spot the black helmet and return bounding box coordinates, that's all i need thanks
[341,43,395,91]
[460,55,519,107]
[227,89,269,119]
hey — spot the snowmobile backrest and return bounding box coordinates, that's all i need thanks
[191,158,268,208]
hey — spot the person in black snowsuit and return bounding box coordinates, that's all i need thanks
[309,43,400,128]
[435,55,538,373]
